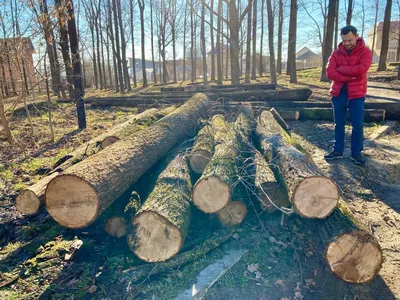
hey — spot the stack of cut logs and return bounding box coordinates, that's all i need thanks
[15,93,383,284]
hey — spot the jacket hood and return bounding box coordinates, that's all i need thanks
[338,37,365,55]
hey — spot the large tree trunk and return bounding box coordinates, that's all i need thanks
[256,110,339,218]
[0,90,13,142]
[45,94,210,228]
[251,0,257,80]
[346,0,353,25]
[321,0,337,81]
[189,125,214,174]
[201,0,208,85]
[377,0,393,71]
[259,0,264,76]
[287,0,297,83]
[190,0,195,83]
[334,0,339,50]
[150,0,156,83]
[52,108,171,173]
[266,0,277,83]
[277,0,283,74]
[210,0,216,81]
[182,1,188,82]
[95,1,104,90]
[193,110,253,213]
[127,153,192,262]
[100,12,107,88]
[138,0,147,87]
[117,0,130,91]
[108,0,119,92]
[228,0,241,84]
[130,0,137,87]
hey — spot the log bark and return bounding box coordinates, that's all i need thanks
[253,150,290,213]
[313,200,383,283]
[270,107,290,131]
[52,107,173,172]
[45,94,210,228]
[278,108,386,123]
[256,110,339,218]
[127,153,192,262]
[193,109,254,214]
[227,88,312,102]
[189,125,214,174]
[15,172,60,215]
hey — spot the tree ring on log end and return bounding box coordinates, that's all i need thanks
[129,211,182,262]
[16,190,41,215]
[193,176,230,213]
[326,231,383,283]
[100,136,120,149]
[292,176,339,218]
[188,150,211,174]
[45,174,99,228]
[218,201,247,226]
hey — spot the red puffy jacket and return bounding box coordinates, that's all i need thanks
[326,38,372,100]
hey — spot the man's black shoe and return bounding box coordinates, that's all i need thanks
[324,151,343,160]
[350,154,366,165]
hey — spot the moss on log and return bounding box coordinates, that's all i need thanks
[256,110,339,219]
[127,153,193,262]
[189,125,214,174]
[45,94,210,229]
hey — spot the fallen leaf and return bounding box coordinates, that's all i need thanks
[88,285,97,294]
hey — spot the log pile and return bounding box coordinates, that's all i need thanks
[16,90,384,284]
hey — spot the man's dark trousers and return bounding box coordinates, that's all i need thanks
[332,90,365,156]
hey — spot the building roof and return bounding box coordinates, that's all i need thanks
[296,47,318,61]
[368,20,400,35]
[0,37,35,53]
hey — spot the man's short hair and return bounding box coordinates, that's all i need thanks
[340,25,358,36]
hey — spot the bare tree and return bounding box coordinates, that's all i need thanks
[0,91,13,143]
[245,0,252,83]
[138,0,147,87]
[112,0,125,93]
[346,0,354,25]
[210,0,216,81]
[216,0,223,83]
[130,0,137,87]
[377,0,393,71]
[266,0,277,83]
[287,0,298,83]
[277,0,283,74]
[44,50,55,142]
[150,0,156,83]
[190,0,195,82]
[95,0,105,89]
[371,0,379,62]
[334,0,339,50]
[259,0,265,76]
[107,0,119,92]
[251,0,257,79]
[321,0,338,81]
[83,0,99,89]
[397,0,400,63]
[117,0,131,91]
[201,0,208,85]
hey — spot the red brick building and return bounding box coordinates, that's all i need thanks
[0,37,36,96]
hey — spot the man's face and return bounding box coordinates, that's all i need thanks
[341,32,358,50]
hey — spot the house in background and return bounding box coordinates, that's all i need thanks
[0,37,36,96]
[295,47,320,69]
[128,58,161,82]
[368,20,400,63]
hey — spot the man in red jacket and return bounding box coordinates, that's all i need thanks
[324,25,372,165]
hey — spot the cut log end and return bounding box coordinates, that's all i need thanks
[129,211,182,262]
[104,217,128,238]
[326,231,383,283]
[218,201,247,226]
[292,176,339,219]
[15,190,42,215]
[193,176,230,213]
[45,174,99,228]
[100,136,120,149]
[188,150,211,174]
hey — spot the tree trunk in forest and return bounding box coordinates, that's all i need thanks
[130,0,137,87]
[228,0,243,85]
[277,0,283,74]
[377,0,393,71]
[112,0,125,93]
[150,0,156,83]
[108,0,119,92]
[117,0,130,91]
[190,0,195,82]
[346,0,353,25]
[256,110,339,218]
[189,125,214,174]
[334,0,339,50]
[45,94,210,229]
[321,0,337,81]
[56,0,74,99]
[201,0,208,85]
[182,1,188,82]
[90,24,99,89]
[251,0,257,80]
[0,90,13,143]
[67,0,86,129]
[137,0,147,87]
[216,0,223,84]
[95,4,104,90]
[245,0,252,83]
[371,0,379,63]
[259,0,265,76]
[100,13,107,88]
[210,0,216,82]
[253,150,290,213]
[171,7,177,83]
[266,0,277,83]
[127,153,192,262]
[287,0,297,83]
